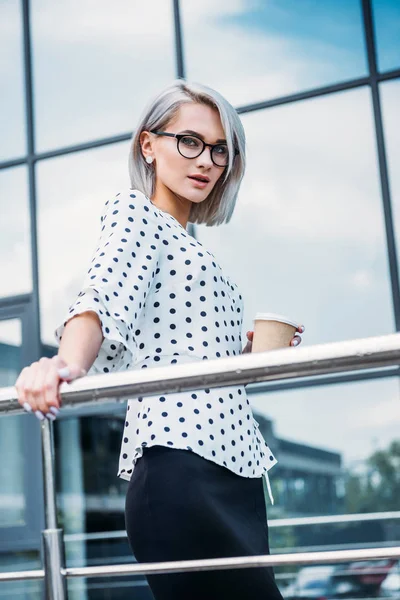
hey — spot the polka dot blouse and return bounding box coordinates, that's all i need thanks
[54,189,278,503]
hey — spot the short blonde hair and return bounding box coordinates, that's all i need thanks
[128,80,246,226]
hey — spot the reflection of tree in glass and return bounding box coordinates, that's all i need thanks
[345,440,400,513]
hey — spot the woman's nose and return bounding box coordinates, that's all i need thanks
[195,146,213,168]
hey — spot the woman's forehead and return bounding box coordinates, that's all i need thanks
[170,103,225,140]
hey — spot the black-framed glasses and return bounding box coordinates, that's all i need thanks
[150,130,238,167]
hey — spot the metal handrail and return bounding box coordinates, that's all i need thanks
[62,510,400,543]
[1,547,400,583]
[1,332,400,414]
[1,332,400,598]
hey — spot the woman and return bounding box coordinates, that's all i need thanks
[15,80,304,600]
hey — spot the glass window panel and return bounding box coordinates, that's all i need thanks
[31,0,176,152]
[0,167,32,297]
[196,88,394,345]
[249,376,400,547]
[0,1,26,161]
[0,551,42,600]
[55,414,130,550]
[67,576,153,599]
[54,412,154,599]
[381,79,400,287]
[372,0,400,72]
[37,142,130,346]
[181,0,368,106]
[0,318,25,528]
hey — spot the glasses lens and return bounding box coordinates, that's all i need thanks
[212,144,229,167]
[178,135,203,158]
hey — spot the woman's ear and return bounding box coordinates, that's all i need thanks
[140,130,153,160]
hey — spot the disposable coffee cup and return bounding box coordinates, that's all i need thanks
[252,312,300,352]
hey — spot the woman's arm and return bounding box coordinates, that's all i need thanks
[57,310,104,374]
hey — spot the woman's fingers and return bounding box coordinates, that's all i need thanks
[15,365,37,412]
[30,358,53,416]
[15,356,87,420]
[42,373,62,417]
[291,325,305,346]
[291,334,302,346]
[242,341,252,354]
[19,362,40,413]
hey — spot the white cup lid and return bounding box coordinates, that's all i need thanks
[254,312,299,329]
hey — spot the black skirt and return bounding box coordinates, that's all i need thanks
[125,445,284,600]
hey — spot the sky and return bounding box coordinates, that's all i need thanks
[0,0,399,471]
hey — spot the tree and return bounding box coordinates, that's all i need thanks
[345,440,400,513]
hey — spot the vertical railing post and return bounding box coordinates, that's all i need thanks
[40,419,67,599]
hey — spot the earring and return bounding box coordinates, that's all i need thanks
[145,156,154,164]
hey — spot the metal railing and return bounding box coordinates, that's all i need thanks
[1,333,400,598]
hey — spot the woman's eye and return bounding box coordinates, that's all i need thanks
[181,136,200,147]
[215,145,228,155]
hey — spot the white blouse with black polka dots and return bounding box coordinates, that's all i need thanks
[55,188,278,504]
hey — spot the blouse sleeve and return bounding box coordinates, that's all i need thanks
[54,189,161,374]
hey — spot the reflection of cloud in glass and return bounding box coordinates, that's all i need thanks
[0,319,21,347]
[0,2,26,161]
[197,88,394,346]
[37,142,130,346]
[0,167,31,296]
[30,0,176,151]
[181,0,367,106]
[249,377,399,467]
[381,80,400,274]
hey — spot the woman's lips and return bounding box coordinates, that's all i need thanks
[188,176,209,189]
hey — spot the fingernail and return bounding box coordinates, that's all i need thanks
[49,407,60,416]
[58,367,71,378]
[35,411,45,421]
[292,339,299,346]
[45,412,56,421]
[23,402,32,413]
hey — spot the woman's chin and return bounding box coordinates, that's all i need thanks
[169,190,202,205]
[182,182,212,202]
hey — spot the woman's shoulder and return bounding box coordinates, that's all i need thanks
[111,188,150,206]
[104,188,158,220]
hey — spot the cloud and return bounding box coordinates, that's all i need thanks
[249,377,400,467]
[31,0,174,45]
[35,141,131,344]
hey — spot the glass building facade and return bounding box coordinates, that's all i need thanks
[0,0,399,598]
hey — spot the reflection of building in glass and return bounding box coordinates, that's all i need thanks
[52,403,343,534]
[252,414,343,516]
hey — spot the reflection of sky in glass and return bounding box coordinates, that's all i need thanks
[36,142,130,345]
[0,167,31,295]
[249,377,399,467]
[30,0,176,152]
[372,0,400,72]
[181,0,368,106]
[196,88,394,345]
[381,80,400,278]
[0,2,26,161]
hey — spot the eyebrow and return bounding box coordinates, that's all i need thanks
[179,129,227,144]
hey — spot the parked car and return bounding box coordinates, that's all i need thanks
[284,565,363,599]
[342,559,398,591]
[378,562,400,598]
[284,561,393,599]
